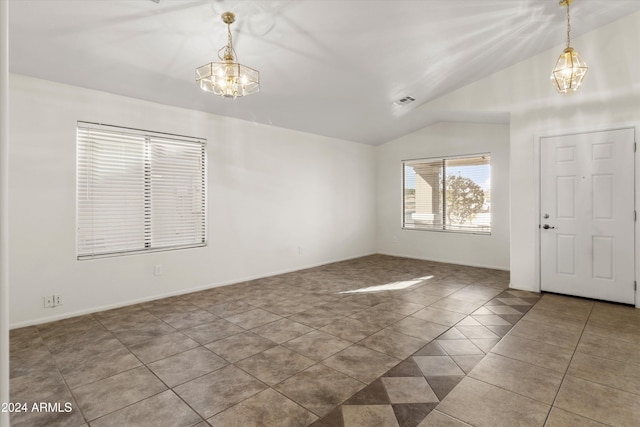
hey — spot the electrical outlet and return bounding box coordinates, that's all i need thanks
[297,246,303,255]
[54,295,63,306]
[43,296,54,308]
[154,264,163,276]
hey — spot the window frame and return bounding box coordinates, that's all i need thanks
[401,153,491,235]
[76,121,207,260]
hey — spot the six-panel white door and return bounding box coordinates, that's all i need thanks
[540,128,635,304]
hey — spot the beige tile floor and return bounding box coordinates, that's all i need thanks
[8,255,640,426]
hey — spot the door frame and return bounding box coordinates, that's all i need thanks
[533,124,639,308]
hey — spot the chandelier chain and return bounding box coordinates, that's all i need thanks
[566,1,571,48]
[218,22,237,62]
[550,0,587,93]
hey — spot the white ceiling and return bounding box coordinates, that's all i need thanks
[9,0,640,145]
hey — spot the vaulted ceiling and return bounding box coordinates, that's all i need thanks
[9,0,640,145]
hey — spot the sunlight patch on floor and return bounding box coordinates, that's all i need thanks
[339,276,433,294]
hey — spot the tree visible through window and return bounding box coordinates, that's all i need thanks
[403,154,491,233]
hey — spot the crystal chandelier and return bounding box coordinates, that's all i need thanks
[196,12,260,98]
[550,0,588,93]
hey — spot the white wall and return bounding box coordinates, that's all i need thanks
[10,11,640,327]
[376,122,510,270]
[9,74,376,327]
[1,0,10,424]
[415,11,640,292]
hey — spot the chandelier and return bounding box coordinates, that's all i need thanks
[196,12,260,98]
[550,0,588,93]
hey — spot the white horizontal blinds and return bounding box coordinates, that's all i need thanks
[149,136,206,250]
[77,126,147,257]
[77,122,206,258]
[402,154,491,234]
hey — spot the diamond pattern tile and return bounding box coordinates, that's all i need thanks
[20,254,635,427]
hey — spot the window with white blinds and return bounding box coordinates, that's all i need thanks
[403,154,491,234]
[77,122,207,259]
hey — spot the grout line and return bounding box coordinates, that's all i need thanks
[8,262,526,427]
[311,287,527,424]
[543,299,595,426]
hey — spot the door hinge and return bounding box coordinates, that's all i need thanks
[635,142,637,153]
[635,281,637,291]
[635,211,637,222]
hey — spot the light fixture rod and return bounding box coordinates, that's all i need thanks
[220,12,236,61]
[565,0,571,48]
[550,0,587,93]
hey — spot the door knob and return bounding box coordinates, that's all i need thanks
[542,224,556,229]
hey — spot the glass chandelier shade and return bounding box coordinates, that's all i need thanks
[551,47,588,93]
[196,12,260,98]
[550,0,588,93]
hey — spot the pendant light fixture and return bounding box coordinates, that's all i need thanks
[550,0,588,93]
[196,12,260,98]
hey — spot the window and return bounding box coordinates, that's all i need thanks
[77,122,206,259]
[403,154,491,234]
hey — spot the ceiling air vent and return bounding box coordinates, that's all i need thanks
[394,96,416,106]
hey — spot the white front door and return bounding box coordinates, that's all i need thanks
[540,128,635,304]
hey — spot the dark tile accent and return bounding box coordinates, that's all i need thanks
[413,341,445,356]
[512,305,534,314]
[425,375,465,401]
[309,406,344,427]
[497,314,523,324]
[392,403,438,427]
[485,325,513,337]
[343,379,390,405]
[383,358,424,377]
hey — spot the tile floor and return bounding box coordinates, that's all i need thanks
[8,255,640,426]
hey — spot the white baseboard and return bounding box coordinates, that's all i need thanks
[376,251,510,272]
[10,252,377,329]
